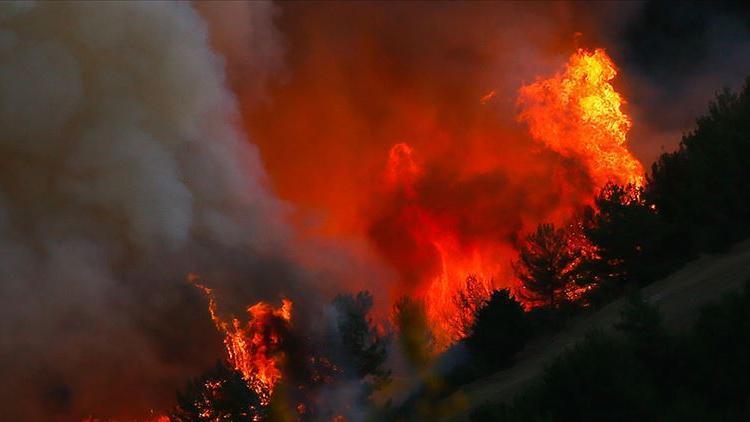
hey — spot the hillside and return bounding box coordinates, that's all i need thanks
[444,239,750,420]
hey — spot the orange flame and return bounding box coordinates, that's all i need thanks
[190,275,292,405]
[518,48,643,187]
[379,48,643,348]
[384,144,501,348]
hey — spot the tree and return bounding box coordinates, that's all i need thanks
[393,296,434,370]
[514,223,587,308]
[614,291,668,370]
[172,360,263,422]
[582,183,667,297]
[450,275,492,342]
[331,291,391,389]
[465,289,528,368]
[646,82,750,254]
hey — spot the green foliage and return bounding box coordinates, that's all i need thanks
[172,360,263,422]
[515,223,588,308]
[465,289,528,369]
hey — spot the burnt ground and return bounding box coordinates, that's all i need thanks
[442,239,750,421]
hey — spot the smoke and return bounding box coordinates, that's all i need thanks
[195,0,285,102]
[0,1,298,419]
[586,1,750,163]
[5,1,750,419]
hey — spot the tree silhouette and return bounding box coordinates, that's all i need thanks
[449,275,492,342]
[514,223,587,308]
[331,291,391,389]
[172,360,263,422]
[393,296,434,370]
[465,289,528,368]
[582,183,667,300]
[647,82,750,254]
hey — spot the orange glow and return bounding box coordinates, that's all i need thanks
[518,48,643,187]
[190,275,292,405]
[373,48,643,348]
[480,90,497,105]
[82,415,170,422]
[382,143,504,348]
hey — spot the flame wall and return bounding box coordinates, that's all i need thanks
[228,3,636,342]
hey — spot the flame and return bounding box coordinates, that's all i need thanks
[518,48,643,186]
[190,275,292,405]
[375,47,643,348]
[383,144,502,348]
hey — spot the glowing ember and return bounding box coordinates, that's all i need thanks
[190,275,292,405]
[480,90,497,104]
[518,48,644,187]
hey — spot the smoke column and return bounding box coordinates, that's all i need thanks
[0,2,299,419]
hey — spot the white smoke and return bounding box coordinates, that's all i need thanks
[0,1,291,419]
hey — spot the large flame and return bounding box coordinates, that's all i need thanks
[191,275,292,405]
[383,143,502,348]
[377,48,643,348]
[518,48,643,187]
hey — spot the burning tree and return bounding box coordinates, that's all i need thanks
[514,223,589,308]
[449,275,493,342]
[190,278,293,408]
[172,360,263,421]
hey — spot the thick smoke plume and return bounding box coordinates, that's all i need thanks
[0,2,301,419]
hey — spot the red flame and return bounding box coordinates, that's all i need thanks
[190,275,292,405]
[381,144,503,348]
[373,48,643,347]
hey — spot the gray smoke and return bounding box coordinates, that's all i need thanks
[0,1,295,419]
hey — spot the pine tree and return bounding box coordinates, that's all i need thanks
[331,291,391,388]
[465,289,528,368]
[514,223,585,308]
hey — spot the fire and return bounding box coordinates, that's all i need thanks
[518,48,643,187]
[383,144,502,348]
[190,275,292,405]
[375,47,643,348]
[480,90,497,105]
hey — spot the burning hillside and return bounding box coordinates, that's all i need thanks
[368,48,642,347]
[7,1,748,420]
